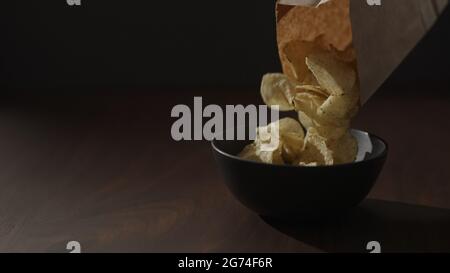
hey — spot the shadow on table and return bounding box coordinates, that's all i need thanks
[262,199,450,253]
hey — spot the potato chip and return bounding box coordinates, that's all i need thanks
[239,142,284,165]
[302,70,321,86]
[257,148,284,165]
[307,53,355,92]
[277,117,305,137]
[239,144,261,161]
[241,47,360,166]
[292,95,321,123]
[293,95,349,129]
[299,111,348,137]
[281,132,304,164]
[272,1,359,163]
[240,118,304,165]
[295,92,326,110]
[295,84,329,97]
[298,162,318,167]
[300,127,334,166]
[263,118,304,164]
[306,53,360,121]
[260,73,296,111]
[328,131,358,164]
[297,111,314,130]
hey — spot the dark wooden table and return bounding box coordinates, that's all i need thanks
[0,88,449,253]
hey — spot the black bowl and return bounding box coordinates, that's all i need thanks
[212,130,388,220]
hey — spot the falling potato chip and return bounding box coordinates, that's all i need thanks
[306,53,360,121]
[295,92,326,110]
[295,84,329,97]
[293,93,349,129]
[292,57,356,128]
[318,84,360,122]
[260,73,296,111]
[318,92,359,121]
[297,111,314,130]
[298,112,349,141]
[241,48,360,166]
[292,94,322,124]
[307,53,355,92]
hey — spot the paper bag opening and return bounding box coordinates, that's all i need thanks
[276,0,448,104]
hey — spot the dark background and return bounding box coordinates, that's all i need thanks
[0,0,449,94]
[0,0,279,90]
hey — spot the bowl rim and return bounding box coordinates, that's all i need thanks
[211,129,388,169]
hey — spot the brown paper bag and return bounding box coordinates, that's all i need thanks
[277,0,448,104]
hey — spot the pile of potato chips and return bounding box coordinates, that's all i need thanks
[239,45,360,166]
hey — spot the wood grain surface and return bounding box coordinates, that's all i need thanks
[0,89,449,253]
